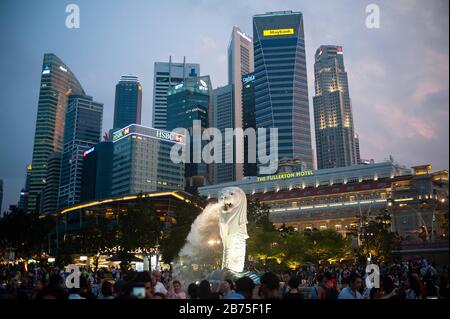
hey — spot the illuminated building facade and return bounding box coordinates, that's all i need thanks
[58,94,103,209]
[48,191,200,255]
[42,152,62,213]
[113,75,142,130]
[228,26,254,180]
[18,165,32,211]
[111,124,185,196]
[313,45,359,169]
[29,53,85,213]
[213,84,235,184]
[166,76,212,192]
[153,58,200,130]
[253,11,313,171]
[242,72,257,177]
[200,163,449,260]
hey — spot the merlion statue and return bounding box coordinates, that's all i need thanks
[218,187,248,273]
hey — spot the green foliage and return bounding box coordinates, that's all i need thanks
[0,206,53,259]
[350,213,400,263]
[246,199,353,270]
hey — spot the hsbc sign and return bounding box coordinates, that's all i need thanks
[155,130,184,143]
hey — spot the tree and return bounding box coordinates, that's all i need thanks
[115,193,161,270]
[0,206,53,259]
[350,213,400,263]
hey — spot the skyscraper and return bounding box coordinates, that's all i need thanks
[253,11,313,172]
[242,73,257,177]
[212,84,235,184]
[18,165,32,211]
[113,75,142,130]
[228,27,254,180]
[0,179,3,214]
[166,76,212,192]
[28,53,85,212]
[58,94,103,209]
[313,45,359,169]
[152,57,200,129]
[41,152,61,213]
[111,125,184,196]
[80,141,113,202]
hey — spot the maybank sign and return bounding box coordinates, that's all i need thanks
[263,28,295,37]
[257,170,314,182]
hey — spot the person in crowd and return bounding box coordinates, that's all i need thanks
[309,273,323,299]
[186,282,198,299]
[169,280,186,299]
[197,280,214,299]
[151,270,167,296]
[224,276,255,299]
[79,275,96,299]
[283,276,304,299]
[338,273,363,299]
[219,279,235,299]
[99,281,114,299]
[259,272,280,299]
[280,271,291,298]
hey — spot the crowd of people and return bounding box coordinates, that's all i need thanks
[0,258,448,300]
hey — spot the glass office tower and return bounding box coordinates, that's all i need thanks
[253,11,313,172]
[113,75,142,130]
[29,53,85,212]
[166,76,211,192]
[242,73,257,177]
[153,57,200,130]
[58,94,103,209]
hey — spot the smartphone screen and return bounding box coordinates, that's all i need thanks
[132,286,145,299]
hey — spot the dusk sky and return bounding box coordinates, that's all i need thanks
[0,0,448,212]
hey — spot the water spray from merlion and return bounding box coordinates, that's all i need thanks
[173,187,251,285]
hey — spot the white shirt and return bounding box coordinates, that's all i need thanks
[153,281,168,295]
[338,287,363,299]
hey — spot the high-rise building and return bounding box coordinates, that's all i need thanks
[28,53,85,212]
[111,125,184,196]
[80,141,113,202]
[58,94,103,209]
[228,27,254,180]
[113,75,142,130]
[166,76,212,192]
[355,133,361,164]
[313,45,359,169]
[242,73,257,177]
[18,165,32,211]
[212,85,235,184]
[253,11,313,172]
[152,57,200,130]
[41,152,61,213]
[0,179,3,214]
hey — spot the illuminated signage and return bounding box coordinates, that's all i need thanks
[83,147,95,157]
[174,83,183,90]
[337,47,343,55]
[113,127,131,141]
[42,66,50,75]
[257,170,314,182]
[59,66,68,72]
[242,74,255,84]
[263,28,294,37]
[156,130,184,143]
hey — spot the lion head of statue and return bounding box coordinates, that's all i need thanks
[217,187,248,226]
